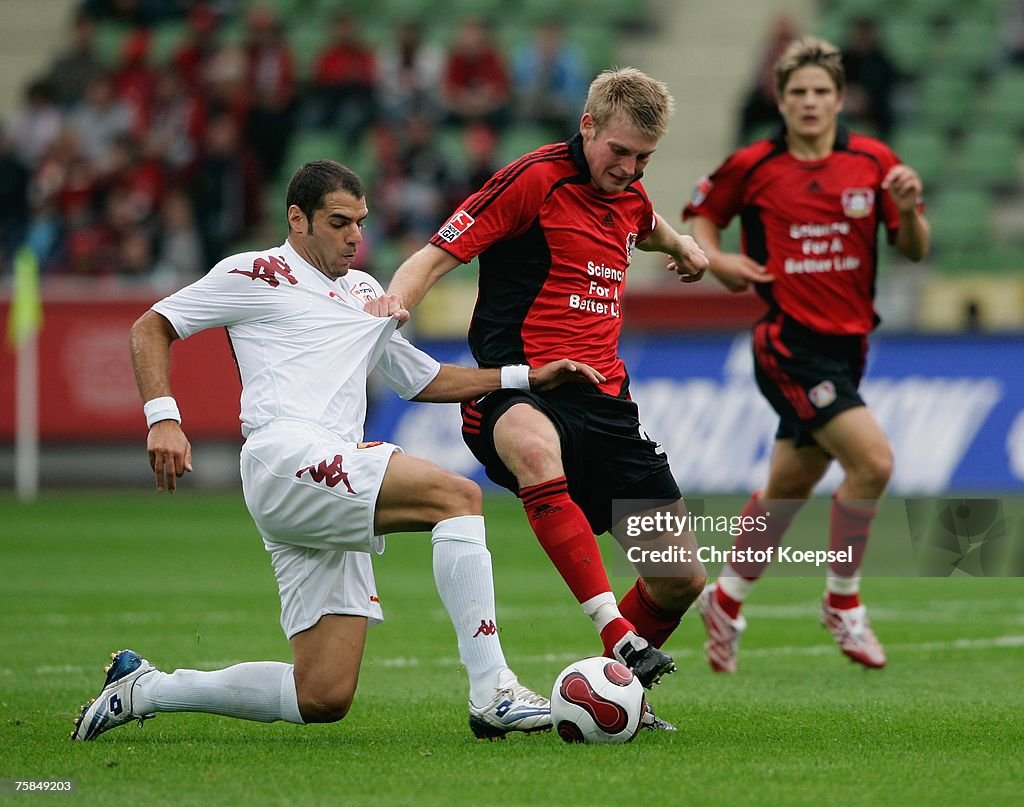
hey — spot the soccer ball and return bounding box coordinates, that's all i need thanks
[550,656,645,744]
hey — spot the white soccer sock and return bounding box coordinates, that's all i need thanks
[133,661,304,724]
[718,563,756,602]
[826,571,861,596]
[431,515,508,707]
[581,591,622,633]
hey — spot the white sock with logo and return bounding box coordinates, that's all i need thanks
[133,662,304,724]
[431,515,508,707]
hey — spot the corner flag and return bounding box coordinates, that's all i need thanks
[6,245,42,348]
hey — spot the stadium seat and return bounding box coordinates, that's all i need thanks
[915,73,976,133]
[882,18,934,76]
[890,127,949,190]
[981,69,1024,133]
[951,129,1021,192]
[936,18,1000,76]
[924,188,995,268]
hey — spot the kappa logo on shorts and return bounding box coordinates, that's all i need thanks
[295,454,356,493]
[809,380,837,408]
[437,209,475,242]
[472,619,497,637]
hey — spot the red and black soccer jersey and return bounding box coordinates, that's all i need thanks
[683,127,914,335]
[430,133,656,396]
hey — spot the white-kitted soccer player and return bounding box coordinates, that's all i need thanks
[71,160,604,742]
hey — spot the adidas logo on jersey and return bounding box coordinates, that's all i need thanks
[601,212,615,227]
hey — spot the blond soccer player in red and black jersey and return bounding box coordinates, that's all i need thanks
[684,37,930,672]
[367,69,710,718]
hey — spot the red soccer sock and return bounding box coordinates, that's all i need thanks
[618,578,682,648]
[827,591,861,610]
[715,585,743,619]
[520,477,613,606]
[829,495,876,579]
[599,617,634,657]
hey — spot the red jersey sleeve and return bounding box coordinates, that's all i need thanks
[430,154,553,263]
[682,141,774,228]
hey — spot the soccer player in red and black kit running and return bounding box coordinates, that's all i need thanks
[366,68,710,702]
[684,37,930,673]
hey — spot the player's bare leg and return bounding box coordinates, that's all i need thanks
[812,408,891,668]
[290,615,367,722]
[494,404,675,688]
[699,439,829,672]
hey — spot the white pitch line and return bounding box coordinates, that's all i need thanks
[11,635,1024,679]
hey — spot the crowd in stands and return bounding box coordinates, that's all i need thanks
[0,1,593,282]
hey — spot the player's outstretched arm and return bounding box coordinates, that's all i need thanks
[364,244,462,318]
[412,360,605,403]
[640,212,709,283]
[690,216,774,293]
[130,310,193,493]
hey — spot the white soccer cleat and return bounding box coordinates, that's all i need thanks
[70,649,157,741]
[697,582,747,674]
[820,599,887,669]
[468,668,552,740]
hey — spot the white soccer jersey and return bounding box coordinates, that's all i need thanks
[152,240,440,441]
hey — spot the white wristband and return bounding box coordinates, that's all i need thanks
[500,364,531,390]
[144,396,181,427]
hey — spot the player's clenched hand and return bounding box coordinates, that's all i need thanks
[709,253,774,293]
[665,235,709,283]
[147,420,192,493]
[530,359,606,391]
[364,294,410,324]
[882,164,923,213]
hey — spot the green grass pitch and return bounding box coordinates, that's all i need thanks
[1,491,1022,805]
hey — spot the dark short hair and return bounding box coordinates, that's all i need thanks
[285,161,365,224]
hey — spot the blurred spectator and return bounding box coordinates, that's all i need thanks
[154,189,204,282]
[1003,0,1024,65]
[243,5,297,182]
[81,0,163,26]
[146,71,206,180]
[440,18,512,132]
[70,73,134,163]
[7,79,64,170]
[841,17,897,138]
[172,3,223,93]
[512,20,589,139]
[116,228,158,279]
[460,120,501,197]
[307,12,378,149]
[45,10,106,110]
[96,133,165,224]
[737,13,798,144]
[0,129,31,271]
[111,29,160,136]
[204,44,252,134]
[189,113,252,266]
[377,20,443,125]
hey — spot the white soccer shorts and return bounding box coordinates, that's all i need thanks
[240,421,397,637]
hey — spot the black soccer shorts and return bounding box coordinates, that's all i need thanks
[460,384,680,535]
[752,312,868,448]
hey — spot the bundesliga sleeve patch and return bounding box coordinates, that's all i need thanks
[690,175,713,207]
[437,209,475,242]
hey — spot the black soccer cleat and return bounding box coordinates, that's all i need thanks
[612,634,677,689]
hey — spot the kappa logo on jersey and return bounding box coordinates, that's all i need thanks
[229,255,297,288]
[438,209,475,242]
[841,187,875,218]
[349,282,377,303]
[357,441,384,448]
[690,175,713,207]
[295,454,356,493]
[625,232,638,265]
[809,380,837,408]
[472,619,497,637]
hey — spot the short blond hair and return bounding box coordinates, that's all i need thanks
[774,36,845,98]
[584,67,674,140]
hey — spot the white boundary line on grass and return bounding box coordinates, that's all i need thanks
[15,634,1024,677]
